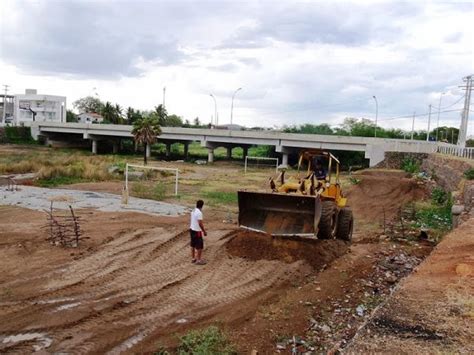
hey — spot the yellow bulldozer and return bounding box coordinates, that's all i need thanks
[238,150,353,241]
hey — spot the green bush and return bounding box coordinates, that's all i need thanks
[0,126,35,144]
[177,326,236,355]
[431,187,448,205]
[464,168,474,180]
[413,202,452,232]
[401,157,420,174]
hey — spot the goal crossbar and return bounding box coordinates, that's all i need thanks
[125,163,179,196]
[244,156,279,174]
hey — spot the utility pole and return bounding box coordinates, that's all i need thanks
[2,84,10,123]
[436,92,445,141]
[163,87,166,109]
[230,87,242,125]
[411,111,416,140]
[458,75,473,147]
[373,95,378,137]
[426,104,432,141]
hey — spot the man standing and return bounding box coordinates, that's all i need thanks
[190,200,207,265]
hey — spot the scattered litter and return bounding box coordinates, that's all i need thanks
[356,304,366,317]
[176,318,188,324]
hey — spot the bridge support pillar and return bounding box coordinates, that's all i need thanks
[183,142,189,159]
[242,146,248,160]
[112,140,120,154]
[282,153,289,167]
[166,143,171,157]
[92,139,98,154]
[146,143,151,158]
[226,147,232,159]
[207,148,214,163]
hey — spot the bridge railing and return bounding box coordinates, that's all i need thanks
[437,143,474,160]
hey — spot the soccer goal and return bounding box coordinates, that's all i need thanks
[123,163,179,204]
[244,156,279,174]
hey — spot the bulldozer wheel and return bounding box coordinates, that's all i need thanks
[336,207,353,241]
[318,201,338,239]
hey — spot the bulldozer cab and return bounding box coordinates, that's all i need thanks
[238,149,351,238]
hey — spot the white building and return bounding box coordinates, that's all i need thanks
[77,112,104,123]
[13,89,66,124]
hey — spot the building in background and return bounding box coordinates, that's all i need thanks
[12,89,66,124]
[0,95,15,124]
[77,112,104,124]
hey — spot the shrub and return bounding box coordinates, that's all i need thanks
[464,168,474,180]
[431,187,448,205]
[401,157,420,174]
[177,326,236,355]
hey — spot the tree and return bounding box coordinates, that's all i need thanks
[101,102,115,123]
[126,107,135,122]
[193,117,201,127]
[154,104,168,126]
[132,115,161,165]
[114,104,124,124]
[66,110,78,123]
[73,96,103,113]
[166,114,184,127]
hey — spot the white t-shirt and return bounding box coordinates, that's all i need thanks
[190,208,203,231]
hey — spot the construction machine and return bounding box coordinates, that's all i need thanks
[238,150,353,241]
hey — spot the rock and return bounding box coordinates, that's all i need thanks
[379,234,389,241]
[321,324,331,332]
[455,263,471,276]
[195,160,207,165]
[108,166,119,174]
[276,343,286,350]
[452,204,464,215]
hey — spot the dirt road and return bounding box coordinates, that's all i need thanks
[0,206,349,353]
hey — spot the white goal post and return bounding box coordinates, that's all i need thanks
[244,156,279,174]
[124,163,179,196]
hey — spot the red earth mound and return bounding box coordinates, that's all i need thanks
[347,171,428,223]
[225,230,349,270]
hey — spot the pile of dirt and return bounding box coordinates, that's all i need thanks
[347,171,428,223]
[225,230,349,269]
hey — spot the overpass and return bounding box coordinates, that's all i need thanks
[30,122,441,166]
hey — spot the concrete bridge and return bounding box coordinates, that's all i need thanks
[30,122,440,166]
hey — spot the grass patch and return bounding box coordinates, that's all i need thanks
[203,191,238,206]
[0,149,126,186]
[177,326,236,355]
[131,181,167,201]
[37,176,86,187]
[464,168,474,180]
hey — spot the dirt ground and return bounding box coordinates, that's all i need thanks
[1,145,466,353]
[348,217,474,354]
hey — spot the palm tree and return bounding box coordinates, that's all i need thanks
[126,107,134,123]
[154,104,168,126]
[114,104,123,124]
[132,115,161,165]
[101,102,115,123]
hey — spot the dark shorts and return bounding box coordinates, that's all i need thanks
[190,229,204,249]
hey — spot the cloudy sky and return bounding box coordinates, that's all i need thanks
[1,0,473,133]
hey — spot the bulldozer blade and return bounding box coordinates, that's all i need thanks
[238,191,322,236]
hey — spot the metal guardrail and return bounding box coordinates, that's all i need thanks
[437,143,474,159]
